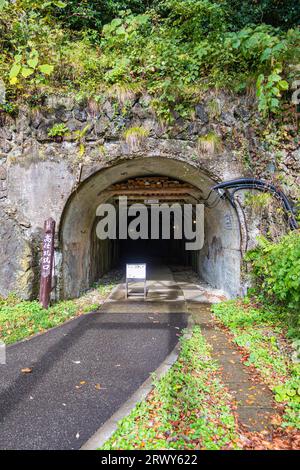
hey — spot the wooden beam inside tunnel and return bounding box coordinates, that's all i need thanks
[112,195,199,204]
[101,176,202,202]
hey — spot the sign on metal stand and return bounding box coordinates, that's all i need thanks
[126,264,147,300]
[39,218,55,309]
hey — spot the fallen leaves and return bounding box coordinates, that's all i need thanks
[102,326,242,451]
[21,367,32,373]
[75,380,86,389]
[270,414,283,426]
[238,427,300,450]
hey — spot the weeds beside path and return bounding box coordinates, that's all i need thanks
[0,268,123,345]
[102,326,240,450]
[100,299,300,451]
[212,299,300,432]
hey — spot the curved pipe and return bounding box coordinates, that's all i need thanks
[212,178,298,230]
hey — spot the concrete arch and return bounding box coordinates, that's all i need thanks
[59,157,242,299]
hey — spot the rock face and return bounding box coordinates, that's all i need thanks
[0,207,33,299]
[0,92,297,300]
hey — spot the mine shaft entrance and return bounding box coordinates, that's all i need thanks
[60,157,242,299]
[90,176,201,283]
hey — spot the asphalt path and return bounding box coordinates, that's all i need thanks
[0,308,187,449]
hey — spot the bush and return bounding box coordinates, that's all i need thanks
[223,0,300,31]
[55,0,155,31]
[48,123,69,138]
[0,0,299,119]
[93,4,300,120]
[246,231,300,331]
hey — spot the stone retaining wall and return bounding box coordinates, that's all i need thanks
[0,92,296,299]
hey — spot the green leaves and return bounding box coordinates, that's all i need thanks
[246,231,300,331]
[41,0,66,8]
[53,1,67,7]
[47,123,69,138]
[278,80,289,90]
[9,49,54,86]
[27,57,39,69]
[98,7,298,120]
[0,0,7,12]
[21,67,34,78]
[256,67,289,117]
[38,64,54,75]
[102,326,239,450]
[213,299,300,429]
[274,382,300,404]
[1,0,299,120]
[9,63,22,84]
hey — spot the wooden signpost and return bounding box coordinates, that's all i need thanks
[125,264,147,300]
[39,218,55,309]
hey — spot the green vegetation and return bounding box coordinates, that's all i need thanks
[197,131,222,155]
[73,124,91,157]
[246,231,300,336]
[102,326,239,450]
[47,122,69,138]
[212,230,300,430]
[0,0,299,449]
[0,295,78,344]
[244,191,273,210]
[123,125,149,150]
[212,299,300,429]
[0,273,121,345]
[55,0,155,32]
[225,1,300,31]
[0,1,299,121]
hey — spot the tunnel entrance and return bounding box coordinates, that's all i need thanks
[60,157,242,299]
[90,176,201,283]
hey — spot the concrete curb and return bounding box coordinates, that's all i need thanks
[81,313,194,450]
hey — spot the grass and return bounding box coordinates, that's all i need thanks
[212,299,300,429]
[0,296,78,344]
[123,126,149,151]
[101,326,240,450]
[244,191,273,210]
[197,131,222,156]
[0,269,122,345]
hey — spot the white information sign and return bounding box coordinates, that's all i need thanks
[125,264,147,299]
[126,264,146,280]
